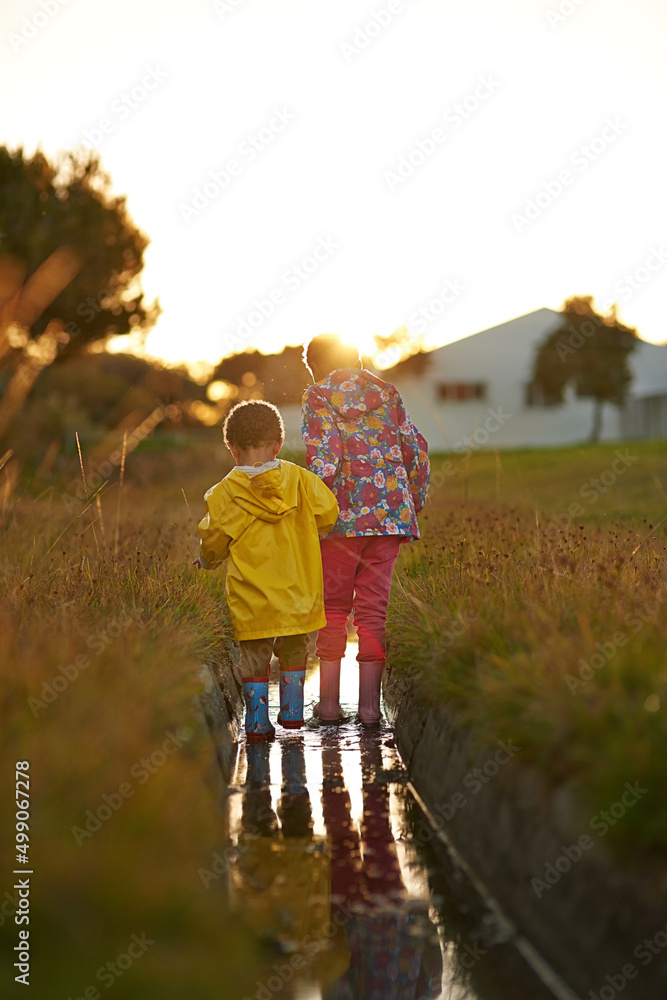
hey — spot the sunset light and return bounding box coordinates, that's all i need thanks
[2,0,665,377]
[3,3,667,997]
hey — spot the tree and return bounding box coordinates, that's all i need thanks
[373,324,426,369]
[0,147,159,354]
[213,346,310,405]
[210,332,429,406]
[383,350,432,378]
[531,296,639,442]
[7,351,212,468]
[0,146,159,436]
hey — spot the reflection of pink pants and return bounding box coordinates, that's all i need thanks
[317,535,403,663]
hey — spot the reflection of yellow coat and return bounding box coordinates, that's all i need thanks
[198,461,338,640]
[230,835,329,943]
[229,835,350,986]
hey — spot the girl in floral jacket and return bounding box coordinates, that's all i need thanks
[301,334,430,726]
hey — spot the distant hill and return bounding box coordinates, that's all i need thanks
[5,350,210,465]
[37,351,208,425]
[213,346,311,405]
[211,344,427,402]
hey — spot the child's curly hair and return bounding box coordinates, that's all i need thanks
[223,400,285,452]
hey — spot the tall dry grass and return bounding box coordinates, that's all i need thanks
[0,443,257,998]
[389,442,667,862]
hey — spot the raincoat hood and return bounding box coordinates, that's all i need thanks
[314,368,397,420]
[301,368,431,541]
[226,463,298,523]
[198,459,339,641]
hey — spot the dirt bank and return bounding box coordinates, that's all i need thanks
[383,663,667,1000]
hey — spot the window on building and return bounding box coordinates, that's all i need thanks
[524,381,561,407]
[436,382,487,402]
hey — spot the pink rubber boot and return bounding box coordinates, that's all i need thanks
[359,660,384,726]
[314,658,342,724]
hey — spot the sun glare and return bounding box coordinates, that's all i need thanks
[341,332,377,359]
[15,0,664,374]
[207,380,238,402]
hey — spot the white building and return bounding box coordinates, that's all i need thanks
[279,308,667,452]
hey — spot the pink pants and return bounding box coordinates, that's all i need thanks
[317,535,403,663]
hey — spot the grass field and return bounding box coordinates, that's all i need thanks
[388,440,667,863]
[1,433,665,996]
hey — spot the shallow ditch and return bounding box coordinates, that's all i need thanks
[205,641,577,999]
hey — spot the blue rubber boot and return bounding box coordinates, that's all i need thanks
[277,665,305,729]
[243,676,275,742]
[245,741,272,787]
[280,738,307,795]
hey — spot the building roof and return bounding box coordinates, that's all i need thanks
[389,307,667,398]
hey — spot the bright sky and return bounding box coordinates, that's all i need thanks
[2,0,666,374]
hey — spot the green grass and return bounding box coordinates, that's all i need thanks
[389,441,667,863]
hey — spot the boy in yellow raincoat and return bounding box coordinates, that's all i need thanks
[196,400,339,741]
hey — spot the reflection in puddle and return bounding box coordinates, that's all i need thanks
[223,639,559,1000]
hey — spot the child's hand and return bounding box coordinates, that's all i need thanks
[192,558,202,570]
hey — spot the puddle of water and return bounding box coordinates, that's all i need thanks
[223,637,563,1000]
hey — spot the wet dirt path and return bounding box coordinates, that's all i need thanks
[222,641,576,1000]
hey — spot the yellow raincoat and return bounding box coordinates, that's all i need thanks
[198,460,339,640]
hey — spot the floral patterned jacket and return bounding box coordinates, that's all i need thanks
[301,368,430,539]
